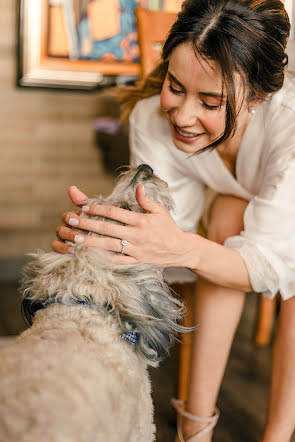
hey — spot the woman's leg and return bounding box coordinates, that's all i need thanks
[180,195,249,441]
[261,296,295,442]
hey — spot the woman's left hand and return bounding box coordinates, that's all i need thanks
[60,184,187,267]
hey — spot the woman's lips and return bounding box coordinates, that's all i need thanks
[172,124,204,143]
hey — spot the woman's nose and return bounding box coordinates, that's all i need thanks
[173,99,199,127]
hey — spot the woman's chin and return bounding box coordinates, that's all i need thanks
[172,134,207,154]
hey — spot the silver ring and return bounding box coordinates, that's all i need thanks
[121,239,128,254]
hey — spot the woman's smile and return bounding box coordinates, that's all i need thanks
[172,124,205,143]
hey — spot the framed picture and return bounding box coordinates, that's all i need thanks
[17,0,183,90]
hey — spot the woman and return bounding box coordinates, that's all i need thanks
[53,1,295,440]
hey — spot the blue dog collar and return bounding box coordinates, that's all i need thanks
[32,298,139,346]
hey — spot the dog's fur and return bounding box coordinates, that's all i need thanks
[0,166,191,442]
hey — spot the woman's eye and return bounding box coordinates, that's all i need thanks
[202,102,220,110]
[168,83,183,95]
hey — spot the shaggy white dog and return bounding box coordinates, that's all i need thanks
[0,165,191,442]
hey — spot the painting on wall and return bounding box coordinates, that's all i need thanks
[17,0,183,90]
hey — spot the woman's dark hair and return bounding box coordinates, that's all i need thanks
[120,0,290,151]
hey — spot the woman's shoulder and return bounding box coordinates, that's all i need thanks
[268,74,295,114]
[129,94,167,134]
[258,74,295,146]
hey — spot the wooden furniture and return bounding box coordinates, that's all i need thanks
[254,295,278,346]
[135,7,177,77]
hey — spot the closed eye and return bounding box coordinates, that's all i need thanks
[168,83,183,95]
[202,102,220,110]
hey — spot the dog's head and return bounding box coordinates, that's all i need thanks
[21,165,193,365]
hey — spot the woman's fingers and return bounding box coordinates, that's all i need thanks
[61,210,81,225]
[63,214,134,240]
[55,224,136,254]
[51,239,74,254]
[135,184,166,213]
[81,204,140,226]
[68,186,88,207]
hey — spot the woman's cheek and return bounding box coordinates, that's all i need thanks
[160,80,173,111]
[203,111,226,137]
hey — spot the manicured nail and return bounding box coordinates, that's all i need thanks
[74,235,85,244]
[82,205,90,213]
[69,217,79,226]
[68,246,75,254]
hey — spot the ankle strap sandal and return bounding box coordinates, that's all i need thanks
[171,398,220,442]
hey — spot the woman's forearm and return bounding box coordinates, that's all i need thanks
[181,232,253,292]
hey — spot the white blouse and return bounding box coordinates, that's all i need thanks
[129,74,295,300]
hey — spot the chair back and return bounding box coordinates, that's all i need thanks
[135,7,177,77]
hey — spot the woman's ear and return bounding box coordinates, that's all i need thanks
[248,95,267,113]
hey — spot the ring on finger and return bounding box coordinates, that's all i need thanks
[121,239,128,254]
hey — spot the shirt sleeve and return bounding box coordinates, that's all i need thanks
[225,106,295,299]
[129,98,205,283]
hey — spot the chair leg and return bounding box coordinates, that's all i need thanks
[176,283,195,401]
[254,295,277,347]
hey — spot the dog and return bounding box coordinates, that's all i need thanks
[0,164,192,442]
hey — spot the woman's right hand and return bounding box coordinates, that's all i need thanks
[51,186,89,254]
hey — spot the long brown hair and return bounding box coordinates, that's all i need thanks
[119,0,290,151]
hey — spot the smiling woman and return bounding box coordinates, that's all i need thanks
[52,1,295,441]
[160,44,231,153]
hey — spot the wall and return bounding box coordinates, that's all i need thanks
[0,1,116,276]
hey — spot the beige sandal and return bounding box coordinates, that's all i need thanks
[171,398,220,442]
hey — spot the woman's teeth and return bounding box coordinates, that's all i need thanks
[176,127,199,138]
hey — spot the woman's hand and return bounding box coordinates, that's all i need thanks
[52,185,188,268]
[51,186,89,254]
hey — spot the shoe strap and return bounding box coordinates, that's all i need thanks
[171,398,220,442]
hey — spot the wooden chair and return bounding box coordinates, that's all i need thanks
[135,6,278,403]
[135,7,177,77]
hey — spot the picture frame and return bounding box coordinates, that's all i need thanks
[18,0,291,91]
[17,0,144,90]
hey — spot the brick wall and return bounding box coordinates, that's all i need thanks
[0,1,116,266]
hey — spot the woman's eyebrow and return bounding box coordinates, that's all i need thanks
[167,71,184,88]
[168,71,223,99]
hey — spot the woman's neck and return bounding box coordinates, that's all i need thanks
[218,109,252,160]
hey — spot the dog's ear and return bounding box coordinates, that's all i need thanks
[113,267,195,365]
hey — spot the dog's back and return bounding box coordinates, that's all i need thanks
[0,303,155,442]
[0,166,193,441]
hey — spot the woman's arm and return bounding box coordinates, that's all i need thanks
[182,232,252,292]
[53,184,252,293]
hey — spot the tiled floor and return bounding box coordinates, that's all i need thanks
[1,282,293,441]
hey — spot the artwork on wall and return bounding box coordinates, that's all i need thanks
[18,0,183,90]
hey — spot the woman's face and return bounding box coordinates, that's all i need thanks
[160,42,247,154]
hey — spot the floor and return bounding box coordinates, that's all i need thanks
[0,282,293,442]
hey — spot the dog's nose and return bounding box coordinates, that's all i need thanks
[136,164,153,174]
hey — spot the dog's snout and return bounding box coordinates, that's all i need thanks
[136,164,153,174]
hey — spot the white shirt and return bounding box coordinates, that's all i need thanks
[129,74,295,299]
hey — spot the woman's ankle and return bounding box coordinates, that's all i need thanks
[180,417,213,441]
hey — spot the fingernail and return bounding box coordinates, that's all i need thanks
[69,217,79,226]
[82,205,90,213]
[68,246,75,254]
[74,235,85,244]
[141,185,145,194]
